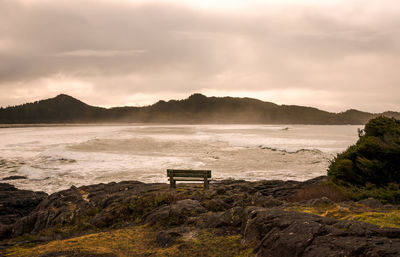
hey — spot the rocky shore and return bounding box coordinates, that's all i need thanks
[1,177,400,256]
[0,183,47,226]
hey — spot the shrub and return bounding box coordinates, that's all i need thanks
[328,116,400,188]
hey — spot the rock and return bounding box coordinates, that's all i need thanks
[201,198,231,212]
[1,178,311,240]
[2,176,27,180]
[358,198,384,209]
[145,199,206,226]
[199,211,222,228]
[223,207,245,227]
[156,231,182,247]
[251,180,303,200]
[242,208,400,257]
[303,196,334,206]
[202,207,244,229]
[252,192,283,208]
[2,178,400,256]
[3,181,155,239]
[0,183,47,226]
[213,179,303,200]
[378,227,400,238]
[144,205,170,226]
[169,199,205,213]
[252,192,265,206]
[300,176,329,186]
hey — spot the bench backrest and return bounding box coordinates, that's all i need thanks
[167,169,211,178]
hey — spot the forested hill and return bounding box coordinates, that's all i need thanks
[0,93,399,124]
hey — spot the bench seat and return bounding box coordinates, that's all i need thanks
[167,169,212,189]
[169,178,214,181]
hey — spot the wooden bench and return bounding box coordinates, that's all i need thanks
[167,169,211,190]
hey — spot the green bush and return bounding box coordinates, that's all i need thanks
[328,116,400,188]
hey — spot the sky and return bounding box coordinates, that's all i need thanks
[0,0,399,112]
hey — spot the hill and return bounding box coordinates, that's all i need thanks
[0,94,107,123]
[0,93,399,124]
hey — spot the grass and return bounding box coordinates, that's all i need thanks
[3,226,254,257]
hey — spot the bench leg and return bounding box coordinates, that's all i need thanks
[170,179,176,189]
[204,178,209,190]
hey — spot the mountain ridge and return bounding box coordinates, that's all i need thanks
[1,93,399,124]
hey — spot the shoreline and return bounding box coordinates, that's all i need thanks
[3,174,328,195]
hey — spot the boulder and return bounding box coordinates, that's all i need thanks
[201,198,231,212]
[252,192,283,207]
[0,183,47,226]
[201,207,244,228]
[2,181,156,239]
[145,199,206,226]
[242,208,400,257]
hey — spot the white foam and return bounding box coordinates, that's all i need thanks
[18,166,49,180]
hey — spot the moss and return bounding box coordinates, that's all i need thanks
[350,210,400,228]
[87,207,100,217]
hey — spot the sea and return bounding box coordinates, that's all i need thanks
[0,124,362,193]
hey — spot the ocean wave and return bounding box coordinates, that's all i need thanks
[18,166,50,180]
[0,158,25,170]
[259,146,324,154]
[68,136,226,156]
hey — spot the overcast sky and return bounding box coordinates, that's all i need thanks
[1,0,399,112]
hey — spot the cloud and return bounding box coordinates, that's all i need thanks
[0,0,399,112]
[54,49,147,57]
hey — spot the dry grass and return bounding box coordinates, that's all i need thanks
[289,183,350,203]
[3,226,254,257]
